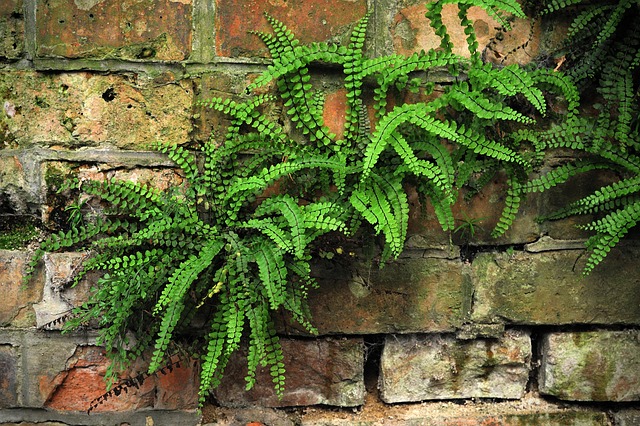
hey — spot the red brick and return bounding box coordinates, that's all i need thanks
[154,357,199,410]
[392,2,500,58]
[44,346,155,412]
[36,0,192,61]
[215,0,367,58]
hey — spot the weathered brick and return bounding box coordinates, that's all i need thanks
[537,169,619,240]
[0,250,41,327]
[0,344,19,407]
[44,345,155,412]
[154,357,199,410]
[214,337,365,407]
[36,0,192,61]
[540,331,640,402]
[392,2,500,58]
[0,155,36,216]
[33,252,91,329]
[281,255,471,335]
[42,160,185,228]
[215,0,368,58]
[0,71,192,149]
[471,248,640,325]
[379,330,531,403]
[0,0,23,60]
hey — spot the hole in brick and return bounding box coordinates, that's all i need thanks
[58,19,65,24]
[127,104,133,109]
[10,12,22,19]
[89,13,94,19]
[102,88,117,102]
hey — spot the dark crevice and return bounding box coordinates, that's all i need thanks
[363,335,385,393]
[459,243,526,263]
[102,88,117,102]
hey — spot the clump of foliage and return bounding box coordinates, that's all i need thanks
[25,0,575,404]
[514,0,640,273]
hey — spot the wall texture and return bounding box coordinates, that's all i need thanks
[1,1,639,425]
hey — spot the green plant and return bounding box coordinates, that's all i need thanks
[513,0,640,273]
[25,0,575,405]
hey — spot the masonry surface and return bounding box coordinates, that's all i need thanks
[1,1,639,426]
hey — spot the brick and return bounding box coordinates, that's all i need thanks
[0,71,193,149]
[280,255,471,335]
[214,337,365,407]
[471,248,640,325]
[0,0,24,60]
[0,250,41,327]
[215,0,367,58]
[379,330,531,403]
[0,155,36,216]
[36,0,192,61]
[539,331,640,402]
[154,357,199,410]
[392,2,500,59]
[537,168,619,240]
[44,345,155,412]
[42,161,185,229]
[33,252,91,329]
[0,344,19,407]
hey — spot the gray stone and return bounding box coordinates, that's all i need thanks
[379,330,531,403]
[540,330,640,402]
[214,337,365,408]
[471,249,640,325]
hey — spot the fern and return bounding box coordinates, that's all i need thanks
[530,0,640,272]
[24,3,577,406]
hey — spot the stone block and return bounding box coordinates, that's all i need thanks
[471,248,640,325]
[0,344,19,407]
[281,255,471,335]
[539,330,640,402]
[214,337,365,407]
[0,71,193,149]
[36,0,192,61]
[0,250,41,327]
[379,330,531,403]
[0,0,23,60]
[215,0,367,58]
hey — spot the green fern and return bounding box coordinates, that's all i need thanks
[24,3,577,406]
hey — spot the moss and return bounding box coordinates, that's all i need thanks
[0,219,40,249]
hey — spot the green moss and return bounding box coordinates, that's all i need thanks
[0,221,40,250]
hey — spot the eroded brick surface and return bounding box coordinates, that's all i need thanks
[36,0,192,61]
[0,0,24,60]
[540,331,640,402]
[379,330,531,403]
[0,71,192,149]
[215,0,367,58]
[214,337,365,407]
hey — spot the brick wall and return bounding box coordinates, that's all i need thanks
[1,1,639,425]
